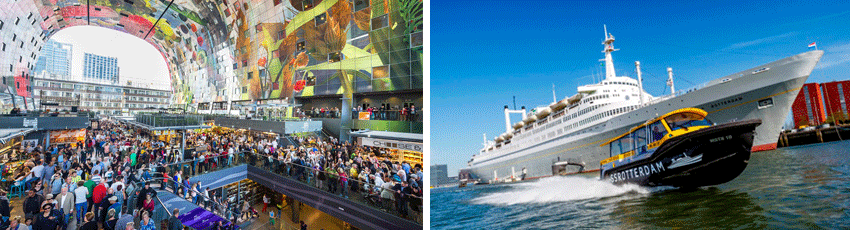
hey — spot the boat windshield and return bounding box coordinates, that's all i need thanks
[664,112,712,131]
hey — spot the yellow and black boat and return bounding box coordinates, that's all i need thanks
[599,108,761,187]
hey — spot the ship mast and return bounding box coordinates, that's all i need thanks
[602,25,618,80]
[636,61,644,105]
[667,67,675,95]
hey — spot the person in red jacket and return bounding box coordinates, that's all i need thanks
[92,180,108,209]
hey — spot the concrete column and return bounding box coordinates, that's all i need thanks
[340,95,353,143]
[287,196,300,223]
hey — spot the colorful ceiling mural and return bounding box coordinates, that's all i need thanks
[0,0,423,104]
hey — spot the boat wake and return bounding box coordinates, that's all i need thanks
[471,176,649,205]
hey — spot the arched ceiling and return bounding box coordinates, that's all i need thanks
[1,0,423,105]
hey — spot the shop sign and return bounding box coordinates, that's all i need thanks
[361,137,422,152]
[358,112,371,120]
[23,118,37,129]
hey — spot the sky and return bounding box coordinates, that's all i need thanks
[430,0,850,175]
[48,26,171,90]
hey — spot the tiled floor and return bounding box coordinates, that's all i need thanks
[241,201,349,230]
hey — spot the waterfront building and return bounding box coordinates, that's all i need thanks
[792,83,827,128]
[820,80,850,123]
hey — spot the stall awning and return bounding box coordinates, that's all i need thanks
[0,128,36,144]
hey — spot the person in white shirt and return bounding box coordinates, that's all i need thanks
[30,164,45,181]
[73,181,89,224]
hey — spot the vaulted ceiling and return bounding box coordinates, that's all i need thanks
[1,0,423,105]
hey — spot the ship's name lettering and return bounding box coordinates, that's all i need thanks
[709,96,743,108]
[610,161,666,183]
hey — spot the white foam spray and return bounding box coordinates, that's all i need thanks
[471,176,649,205]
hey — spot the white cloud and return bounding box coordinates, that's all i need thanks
[815,42,850,70]
[725,32,797,50]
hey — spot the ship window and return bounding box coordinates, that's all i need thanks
[635,126,647,154]
[649,121,667,143]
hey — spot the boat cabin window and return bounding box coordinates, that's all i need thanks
[664,112,712,131]
[635,126,647,154]
[610,139,622,157]
[620,134,634,154]
[649,121,667,143]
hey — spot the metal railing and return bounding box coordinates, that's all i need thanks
[125,177,178,230]
[150,150,423,224]
[350,110,422,122]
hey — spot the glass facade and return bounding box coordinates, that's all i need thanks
[33,40,72,76]
[83,53,119,84]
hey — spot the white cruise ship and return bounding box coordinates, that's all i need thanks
[461,27,823,183]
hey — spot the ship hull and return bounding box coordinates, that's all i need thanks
[602,119,760,187]
[464,51,823,182]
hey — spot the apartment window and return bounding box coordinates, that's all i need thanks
[15,17,20,25]
[296,41,305,52]
[1,43,5,51]
[411,31,423,47]
[354,0,370,11]
[328,51,342,63]
[278,30,285,39]
[315,13,327,26]
[371,14,388,30]
[242,86,247,93]
[12,34,16,41]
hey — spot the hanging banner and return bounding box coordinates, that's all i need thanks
[49,129,86,144]
[361,137,423,152]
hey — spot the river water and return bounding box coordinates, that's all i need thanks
[431,141,850,229]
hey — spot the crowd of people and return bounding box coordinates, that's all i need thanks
[164,123,424,222]
[1,115,424,229]
[352,104,420,121]
[2,119,183,230]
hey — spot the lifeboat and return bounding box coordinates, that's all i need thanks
[495,136,504,143]
[503,132,513,139]
[550,99,568,111]
[522,115,537,124]
[536,108,551,118]
[567,94,583,104]
[512,122,524,129]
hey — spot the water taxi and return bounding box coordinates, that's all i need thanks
[599,108,761,187]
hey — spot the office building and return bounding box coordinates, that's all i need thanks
[83,53,119,84]
[33,40,72,76]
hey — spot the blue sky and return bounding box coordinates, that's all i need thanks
[430,0,850,175]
